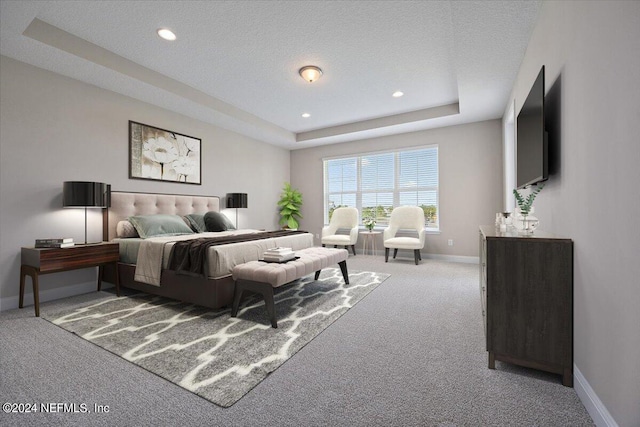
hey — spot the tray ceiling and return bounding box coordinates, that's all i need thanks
[0,1,541,149]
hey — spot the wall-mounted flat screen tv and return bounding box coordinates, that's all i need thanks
[516,65,548,189]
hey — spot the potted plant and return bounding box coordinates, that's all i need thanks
[278,182,303,229]
[513,183,544,233]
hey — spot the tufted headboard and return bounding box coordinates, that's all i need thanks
[103,191,220,241]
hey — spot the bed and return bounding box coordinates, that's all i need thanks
[102,191,314,309]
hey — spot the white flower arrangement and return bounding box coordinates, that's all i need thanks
[363,217,376,231]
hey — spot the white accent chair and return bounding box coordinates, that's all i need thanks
[383,206,425,265]
[321,207,359,256]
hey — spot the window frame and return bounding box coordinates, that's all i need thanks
[323,144,439,231]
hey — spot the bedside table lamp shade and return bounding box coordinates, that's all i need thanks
[226,193,248,229]
[63,181,109,244]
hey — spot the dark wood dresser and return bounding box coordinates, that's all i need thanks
[479,226,573,386]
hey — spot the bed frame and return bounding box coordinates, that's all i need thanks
[102,191,235,309]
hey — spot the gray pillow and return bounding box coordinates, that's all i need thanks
[184,214,206,233]
[204,211,236,232]
[128,214,194,238]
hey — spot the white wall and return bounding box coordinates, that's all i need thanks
[0,56,290,309]
[503,2,640,426]
[291,120,503,259]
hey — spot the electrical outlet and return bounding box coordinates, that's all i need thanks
[448,239,454,246]
[315,233,319,239]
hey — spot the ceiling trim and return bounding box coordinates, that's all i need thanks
[296,102,460,142]
[23,18,295,142]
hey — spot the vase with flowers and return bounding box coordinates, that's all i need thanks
[363,217,376,232]
[513,183,544,233]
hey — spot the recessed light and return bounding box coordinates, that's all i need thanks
[392,91,404,98]
[157,28,176,41]
[301,113,311,118]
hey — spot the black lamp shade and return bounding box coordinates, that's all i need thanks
[63,181,109,208]
[226,193,248,209]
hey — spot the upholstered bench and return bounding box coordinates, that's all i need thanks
[231,247,349,328]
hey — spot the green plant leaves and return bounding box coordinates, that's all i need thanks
[287,217,299,229]
[513,183,545,215]
[278,182,303,228]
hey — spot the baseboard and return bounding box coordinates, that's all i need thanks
[423,253,479,264]
[0,281,115,312]
[574,364,619,427]
[363,250,479,264]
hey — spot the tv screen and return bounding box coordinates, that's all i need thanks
[516,66,548,189]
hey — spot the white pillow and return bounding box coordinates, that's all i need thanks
[116,220,139,238]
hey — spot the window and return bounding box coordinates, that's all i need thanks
[323,146,439,230]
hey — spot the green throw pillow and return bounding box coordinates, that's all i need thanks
[204,211,236,232]
[184,214,206,233]
[128,214,194,238]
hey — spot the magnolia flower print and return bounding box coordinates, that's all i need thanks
[143,136,180,178]
[172,157,197,182]
[183,138,200,155]
[131,122,201,183]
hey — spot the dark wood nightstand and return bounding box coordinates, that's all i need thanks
[20,242,120,316]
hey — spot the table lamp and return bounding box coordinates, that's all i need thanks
[226,193,248,229]
[63,181,109,244]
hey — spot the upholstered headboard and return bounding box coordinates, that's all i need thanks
[103,191,220,241]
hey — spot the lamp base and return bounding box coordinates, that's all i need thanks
[80,207,103,245]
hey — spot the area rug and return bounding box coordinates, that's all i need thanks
[43,268,389,407]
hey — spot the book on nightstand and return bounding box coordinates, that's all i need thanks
[35,238,74,248]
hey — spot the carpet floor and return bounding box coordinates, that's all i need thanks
[41,268,388,407]
[0,256,594,426]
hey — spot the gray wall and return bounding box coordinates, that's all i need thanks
[503,2,640,426]
[291,120,503,258]
[0,56,290,309]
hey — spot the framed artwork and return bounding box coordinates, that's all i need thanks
[129,121,201,185]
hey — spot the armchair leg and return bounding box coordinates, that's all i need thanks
[414,250,420,265]
[385,248,389,262]
[351,245,356,256]
[322,244,325,247]
[393,248,398,259]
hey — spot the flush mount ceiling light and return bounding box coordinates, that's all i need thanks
[301,113,311,118]
[392,91,404,98]
[299,66,323,83]
[157,28,176,41]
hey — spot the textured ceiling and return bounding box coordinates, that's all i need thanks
[0,0,541,149]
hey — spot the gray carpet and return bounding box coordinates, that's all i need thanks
[0,256,594,426]
[40,268,388,407]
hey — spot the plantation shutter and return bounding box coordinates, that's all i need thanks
[323,145,438,229]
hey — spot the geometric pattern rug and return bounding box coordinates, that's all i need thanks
[43,269,389,407]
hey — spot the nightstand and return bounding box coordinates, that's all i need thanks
[20,242,120,316]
